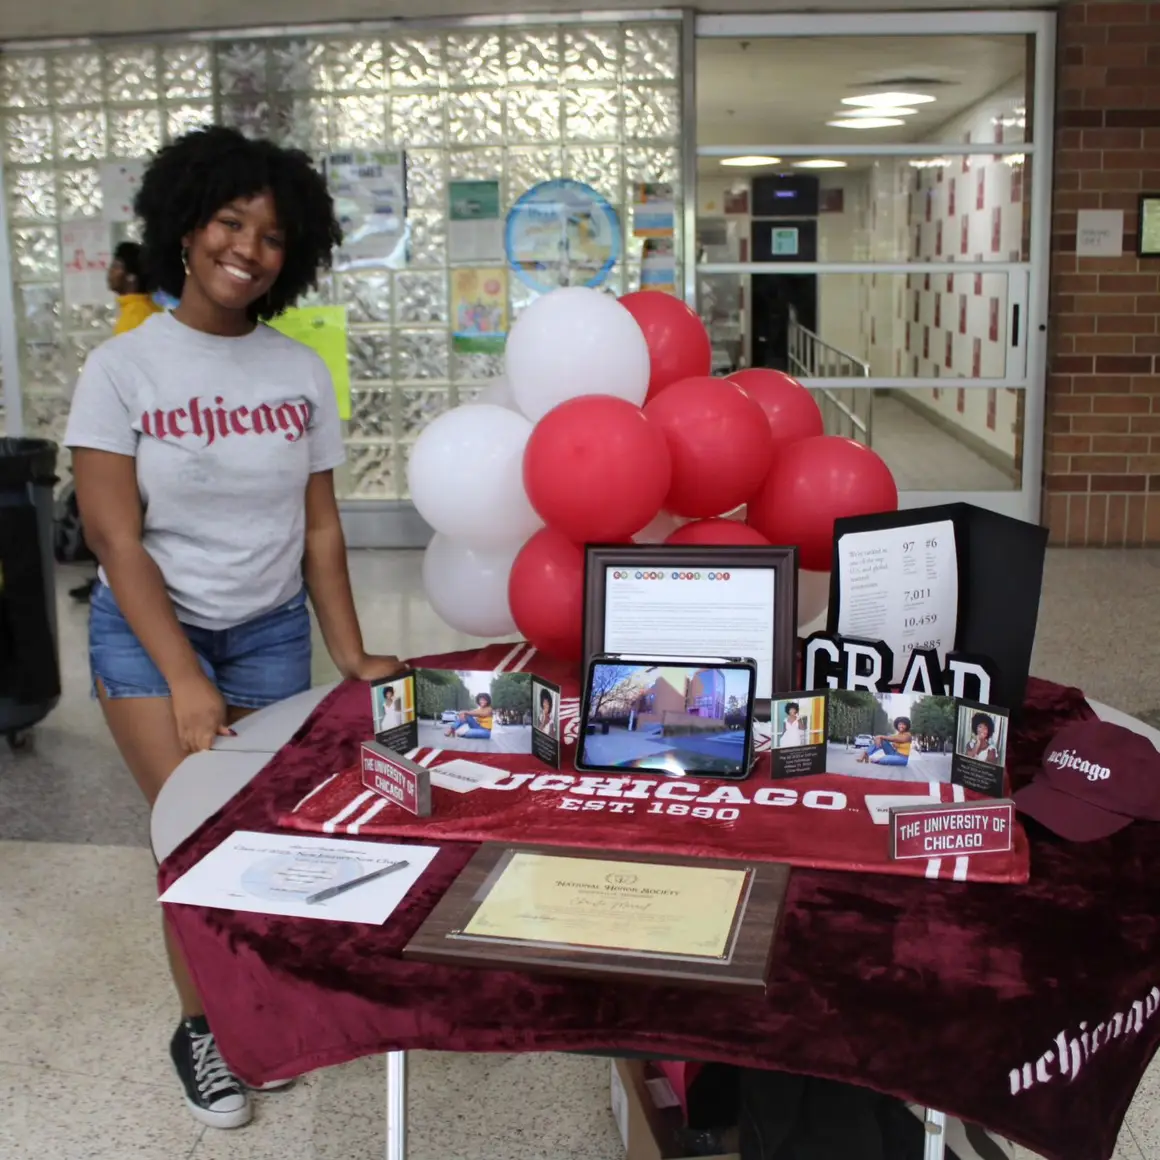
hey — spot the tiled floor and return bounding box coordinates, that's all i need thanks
[2,549,1158,1160]
[871,394,1016,492]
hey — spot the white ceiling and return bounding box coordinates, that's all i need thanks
[4,1,1057,46]
[698,34,1026,148]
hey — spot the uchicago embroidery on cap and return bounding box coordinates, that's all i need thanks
[1045,748,1112,781]
[140,396,313,445]
[1014,719,1160,841]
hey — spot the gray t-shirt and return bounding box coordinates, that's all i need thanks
[64,311,346,630]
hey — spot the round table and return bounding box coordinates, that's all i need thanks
[151,689,1160,1160]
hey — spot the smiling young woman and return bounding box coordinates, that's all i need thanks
[63,126,404,1130]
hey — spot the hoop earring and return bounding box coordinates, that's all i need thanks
[181,247,191,276]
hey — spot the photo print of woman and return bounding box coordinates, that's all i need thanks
[534,682,558,737]
[956,706,1007,767]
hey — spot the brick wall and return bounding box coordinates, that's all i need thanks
[1046,0,1160,545]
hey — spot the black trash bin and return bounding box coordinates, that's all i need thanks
[0,437,61,750]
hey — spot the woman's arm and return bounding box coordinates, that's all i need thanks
[73,449,228,751]
[303,471,401,681]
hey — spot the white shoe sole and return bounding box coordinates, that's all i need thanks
[183,1094,253,1130]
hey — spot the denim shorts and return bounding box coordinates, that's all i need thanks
[89,583,312,709]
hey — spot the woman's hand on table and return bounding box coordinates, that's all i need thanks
[171,672,233,753]
[345,653,406,682]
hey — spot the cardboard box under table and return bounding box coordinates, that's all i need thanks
[610,1059,739,1160]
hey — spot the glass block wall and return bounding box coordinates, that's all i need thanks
[0,20,684,499]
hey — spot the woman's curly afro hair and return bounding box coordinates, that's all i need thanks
[971,712,995,738]
[133,125,342,322]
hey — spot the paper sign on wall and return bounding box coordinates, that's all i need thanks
[632,182,675,239]
[269,306,352,420]
[61,220,112,307]
[1076,209,1124,258]
[100,160,145,223]
[451,267,508,354]
[449,180,503,262]
[326,149,407,271]
[640,239,676,295]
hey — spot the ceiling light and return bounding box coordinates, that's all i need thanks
[720,155,781,167]
[827,117,905,129]
[908,158,952,169]
[841,106,918,118]
[842,91,937,109]
[793,159,848,170]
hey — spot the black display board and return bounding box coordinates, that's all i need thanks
[826,503,1048,714]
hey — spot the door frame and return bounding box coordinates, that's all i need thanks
[688,9,1056,525]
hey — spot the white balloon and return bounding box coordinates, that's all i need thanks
[634,510,684,544]
[798,569,831,634]
[407,404,542,548]
[422,534,520,638]
[474,375,518,411]
[505,286,650,422]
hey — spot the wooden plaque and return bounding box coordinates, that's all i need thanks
[403,843,791,992]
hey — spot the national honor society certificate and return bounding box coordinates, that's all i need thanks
[461,853,749,959]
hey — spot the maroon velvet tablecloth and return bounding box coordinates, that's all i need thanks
[159,645,1160,1160]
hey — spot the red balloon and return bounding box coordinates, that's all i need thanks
[644,377,773,519]
[747,436,898,571]
[508,529,586,663]
[729,368,824,453]
[620,291,712,401]
[666,518,770,547]
[523,395,671,542]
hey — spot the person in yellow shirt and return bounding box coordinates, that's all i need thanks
[445,692,495,740]
[69,242,162,603]
[856,716,913,767]
[108,241,162,335]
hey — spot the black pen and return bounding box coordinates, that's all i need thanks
[304,860,411,905]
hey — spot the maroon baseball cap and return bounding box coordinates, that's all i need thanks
[1014,721,1160,841]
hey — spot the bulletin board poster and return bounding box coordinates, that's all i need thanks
[100,160,146,223]
[449,179,504,262]
[326,149,407,271]
[269,305,352,420]
[505,179,620,295]
[632,182,675,239]
[640,239,677,295]
[61,220,112,307]
[451,267,508,355]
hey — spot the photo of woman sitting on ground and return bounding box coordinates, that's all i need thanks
[855,716,913,767]
[444,692,494,740]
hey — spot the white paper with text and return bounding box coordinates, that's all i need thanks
[602,568,776,700]
[159,831,438,924]
[836,520,958,684]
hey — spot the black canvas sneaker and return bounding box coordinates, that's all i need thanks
[170,1016,252,1129]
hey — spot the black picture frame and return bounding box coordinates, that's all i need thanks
[826,503,1047,714]
[582,544,798,712]
[1137,193,1160,259]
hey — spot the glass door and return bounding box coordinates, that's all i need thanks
[690,10,1055,523]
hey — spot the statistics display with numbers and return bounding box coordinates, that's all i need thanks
[836,520,959,685]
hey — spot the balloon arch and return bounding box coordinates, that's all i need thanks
[407,286,898,662]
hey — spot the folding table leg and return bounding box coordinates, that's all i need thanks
[385,1050,407,1160]
[923,1108,946,1160]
